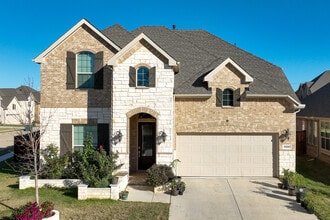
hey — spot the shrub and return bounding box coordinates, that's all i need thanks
[65,134,122,187]
[146,164,174,187]
[40,144,69,179]
[11,201,54,220]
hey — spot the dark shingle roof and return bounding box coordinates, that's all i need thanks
[296,70,330,100]
[0,86,40,108]
[298,83,330,118]
[102,25,298,100]
[102,24,134,49]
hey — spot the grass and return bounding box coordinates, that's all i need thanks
[296,155,330,220]
[0,159,169,220]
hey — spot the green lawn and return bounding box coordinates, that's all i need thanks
[296,155,330,220]
[0,160,169,220]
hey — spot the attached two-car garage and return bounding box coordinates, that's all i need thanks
[176,134,277,177]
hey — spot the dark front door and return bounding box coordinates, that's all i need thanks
[138,122,156,170]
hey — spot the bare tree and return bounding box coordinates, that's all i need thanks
[6,79,51,204]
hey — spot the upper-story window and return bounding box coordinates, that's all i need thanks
[137,67,149,87]
[66,51,104,90]
[222,89,234,106]
[77,52,95,89]
[216,88,240,107]
[129,66,156,88]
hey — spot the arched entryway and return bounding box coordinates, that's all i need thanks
[127,108,158,173]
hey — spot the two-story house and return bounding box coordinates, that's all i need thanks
[34,19,304,177]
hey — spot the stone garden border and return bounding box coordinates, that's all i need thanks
[19,172,129,200]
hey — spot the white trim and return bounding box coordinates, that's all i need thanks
[204,57,253,83]
[245,93,305,109]
[33,19,120,64]
[174,94,211,98]
[108,33,177,66]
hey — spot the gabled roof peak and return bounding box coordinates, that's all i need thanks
[33,18,120,63]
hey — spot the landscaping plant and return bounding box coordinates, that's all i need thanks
[146,164,174,187]
[10,201,54,220]
[65,134,122,187]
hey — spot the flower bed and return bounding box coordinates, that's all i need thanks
[78,172,128,200]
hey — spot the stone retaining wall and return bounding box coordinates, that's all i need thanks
[19,176,81,189]
[19,173,128,200]
[78,173,128,200]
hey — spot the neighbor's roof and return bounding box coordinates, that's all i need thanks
[102,25,299,102]
[0,86,40,108]
[298,83,330,118]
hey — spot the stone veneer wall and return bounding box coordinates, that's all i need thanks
[111,45,175,171]
[175,65,297,175]
[39,25,114,149]
[40,108,110,148]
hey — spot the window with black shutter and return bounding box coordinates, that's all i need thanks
[66,51,104,89]
[129,66,156,87]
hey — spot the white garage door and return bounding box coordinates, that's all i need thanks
[176,134,275,177]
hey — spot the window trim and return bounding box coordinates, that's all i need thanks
[136,66,150,87]
[76,51,95,89]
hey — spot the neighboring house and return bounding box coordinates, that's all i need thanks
[0,86,40,125]
[296,71,330,164]
[34,19,304,177]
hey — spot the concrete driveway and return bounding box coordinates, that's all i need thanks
[169,178,317,220]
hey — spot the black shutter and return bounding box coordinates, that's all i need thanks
[149,67,156,87]
[129,66,136,87]
[216,88,223,107]
[60,124,72,156]
[66,51,76,89]
[94,52,104,89]
[234,88,241,107]
[98,123,110,154]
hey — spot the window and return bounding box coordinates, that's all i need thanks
[307,120,318,146]
[222,89,234,106]
[77,52,95,89]
[12,104,16,110]
[66,51,103,90]
[73,125,97,151]
[129,66,156,87]
[137,67,149,87]
[321,121,330,151]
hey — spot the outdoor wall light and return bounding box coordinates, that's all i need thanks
[157,130,167,145]
[280,128,290,142]
[112,130,123,145]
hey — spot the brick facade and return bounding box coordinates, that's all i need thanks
[175,65,297,173]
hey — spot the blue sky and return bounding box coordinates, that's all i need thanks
[0,0,329,91]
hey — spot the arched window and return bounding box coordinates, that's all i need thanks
[137,66,149,87]
[77,52,94,88]
[222,89,234,106]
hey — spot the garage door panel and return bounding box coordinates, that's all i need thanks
[176,134,275,177]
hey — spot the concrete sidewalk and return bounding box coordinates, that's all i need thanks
[125,185,171,203]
